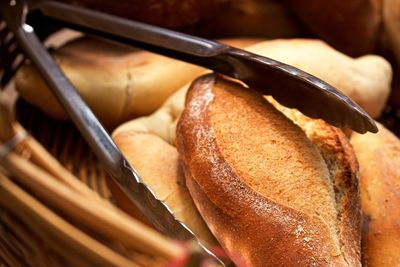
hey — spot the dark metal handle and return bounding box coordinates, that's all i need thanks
[28,0,243,75]
[35,1,228,57]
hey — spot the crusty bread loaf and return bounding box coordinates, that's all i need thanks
[176,74,361,266]
[350,122,400,266]
[111,131,218,248]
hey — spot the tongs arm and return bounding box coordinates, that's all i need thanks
[27,0,377,134]
[15,24,123,178]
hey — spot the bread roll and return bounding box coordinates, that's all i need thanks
[350,122,400,266]
[15,37,259,129]
[112,82,190,145]
[15,37,205,128]
[176,74,361,266]
[111,131,218,248]
[246,39,392,118]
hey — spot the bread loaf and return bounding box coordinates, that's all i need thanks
[176,74,361,266]
[15,37,258,129]
[350,122,400,266]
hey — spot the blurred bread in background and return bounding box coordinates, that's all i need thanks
[185,0,307,39]
[62,0,230,28]
[283,0,381,56]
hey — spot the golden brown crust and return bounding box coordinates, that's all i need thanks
[351,122,400,266]
[176,74,361,266]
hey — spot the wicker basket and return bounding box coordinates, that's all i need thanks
[0,91,221,267]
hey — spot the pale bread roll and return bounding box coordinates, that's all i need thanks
[15,37,203,128]
[111,130,218,249]
[246,39,392,118]
[351,122,400,266]
[15,37,258,129]
[112,82,190,145]
[176,74,360,266]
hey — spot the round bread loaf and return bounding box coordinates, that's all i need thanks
[176,74,361,266]
[351,122,400,266]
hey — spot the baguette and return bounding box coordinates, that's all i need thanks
[350,122,400,266]
[176,74,361,266]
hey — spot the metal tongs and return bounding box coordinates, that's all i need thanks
[0,0,377,265]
